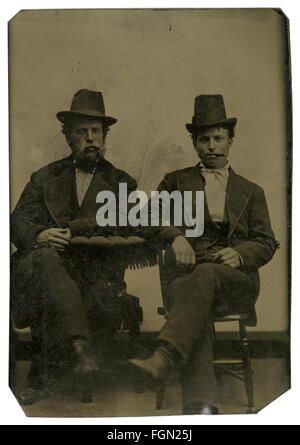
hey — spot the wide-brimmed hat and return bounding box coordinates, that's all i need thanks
[186,95,237,133]
[57,89,117,126]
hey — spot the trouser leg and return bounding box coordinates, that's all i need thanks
[31,247,90,344]
[158,263,254,359]
[181,321,217,407]
[86,305,116,360]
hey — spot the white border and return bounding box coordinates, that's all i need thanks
[1,0,299,426]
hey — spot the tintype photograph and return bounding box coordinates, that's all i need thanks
[8,9,291,417]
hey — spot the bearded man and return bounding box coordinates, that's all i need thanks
[11,89,137,403]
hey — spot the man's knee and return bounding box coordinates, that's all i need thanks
[187,263,224,303]
[32,247,63,268]
[192,263,220,281]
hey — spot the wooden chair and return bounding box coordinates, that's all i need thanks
[156,250,256,414]
[10,312,143,404]
[213,314,255,413]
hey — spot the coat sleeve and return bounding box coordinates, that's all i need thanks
[11,171,52,251]
[233,186,279,269]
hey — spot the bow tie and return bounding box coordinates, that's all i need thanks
[76,166,96,174]
[74,160,97,174]
[200,165,228,175]
[199,163,229,186]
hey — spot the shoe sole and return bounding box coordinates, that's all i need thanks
[118,361,166,394]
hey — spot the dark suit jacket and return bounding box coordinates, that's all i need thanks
[10,155,138,328]
[141,163,278,324]
[11,155,137,253]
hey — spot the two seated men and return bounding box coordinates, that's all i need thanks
[10,89,277,413]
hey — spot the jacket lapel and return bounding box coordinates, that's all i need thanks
[76,164,118,219]
[226,168,253,238]
[43,159,76,226]
[177,164,215,227]
[176,164,253,237]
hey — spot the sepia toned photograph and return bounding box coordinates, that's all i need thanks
[8,8,291,418]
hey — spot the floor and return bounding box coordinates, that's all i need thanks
[12,358,289,418]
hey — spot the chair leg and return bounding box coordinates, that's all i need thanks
[128,321,144,394]
[212,321,224,386]
[156,384,166,410]
[128,321,140,341]
[128,322,141,358]
[239,320,255,413]
[214,366,223,386]
[133,374,145,394]
[80,377,94,403]
[75,370,94,403]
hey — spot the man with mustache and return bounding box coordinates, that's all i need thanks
[129,95,278,414]
[11,89,137,404]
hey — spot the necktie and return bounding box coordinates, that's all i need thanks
[200,165,228,186]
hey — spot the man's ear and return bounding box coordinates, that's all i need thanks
[67,137,75,152]
[66,135,74,150]
[191,133,197,149]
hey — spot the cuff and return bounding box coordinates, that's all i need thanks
[234,249,244,266]
[68,218,95,236]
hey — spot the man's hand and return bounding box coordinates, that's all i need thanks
[171,235,196,268]
[36,228,72,251]
[213,247,241,268]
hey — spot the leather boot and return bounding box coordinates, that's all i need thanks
[19,362,58,406]
[182,402,219,415]
[128,342,180,391]
[72,338,98,374]
[72,338,98,403]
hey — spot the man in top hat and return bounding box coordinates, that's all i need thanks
[11,89,137,403]
[129,95,278,414]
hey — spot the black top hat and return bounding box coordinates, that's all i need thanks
[57,89,117,126]
[186,95,237,133]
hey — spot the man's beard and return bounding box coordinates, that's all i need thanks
[73,146,106,172]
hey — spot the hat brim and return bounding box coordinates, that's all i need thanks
[56,110,117,126]
[186,117,237,134]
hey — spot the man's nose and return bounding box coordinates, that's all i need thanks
[86,129,93,142]
[208,138,216,151]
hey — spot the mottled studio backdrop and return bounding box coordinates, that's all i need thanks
[9,9,289,334]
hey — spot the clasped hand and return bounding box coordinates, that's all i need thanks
[212,247,241,268]
[36,228,72,251]
[171,236,240,269]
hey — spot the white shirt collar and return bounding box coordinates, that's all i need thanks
[199,161,230,173]
[199,161,230,187]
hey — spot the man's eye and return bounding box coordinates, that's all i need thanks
[215,137,224,141]
[199,138,208,143]
[93,128,101,133]
[75,129,86,135]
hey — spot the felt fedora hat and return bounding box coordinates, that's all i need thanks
[57,89,117,126]
[186,95,237,133]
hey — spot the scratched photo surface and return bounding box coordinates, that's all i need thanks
[9,9,290,417]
